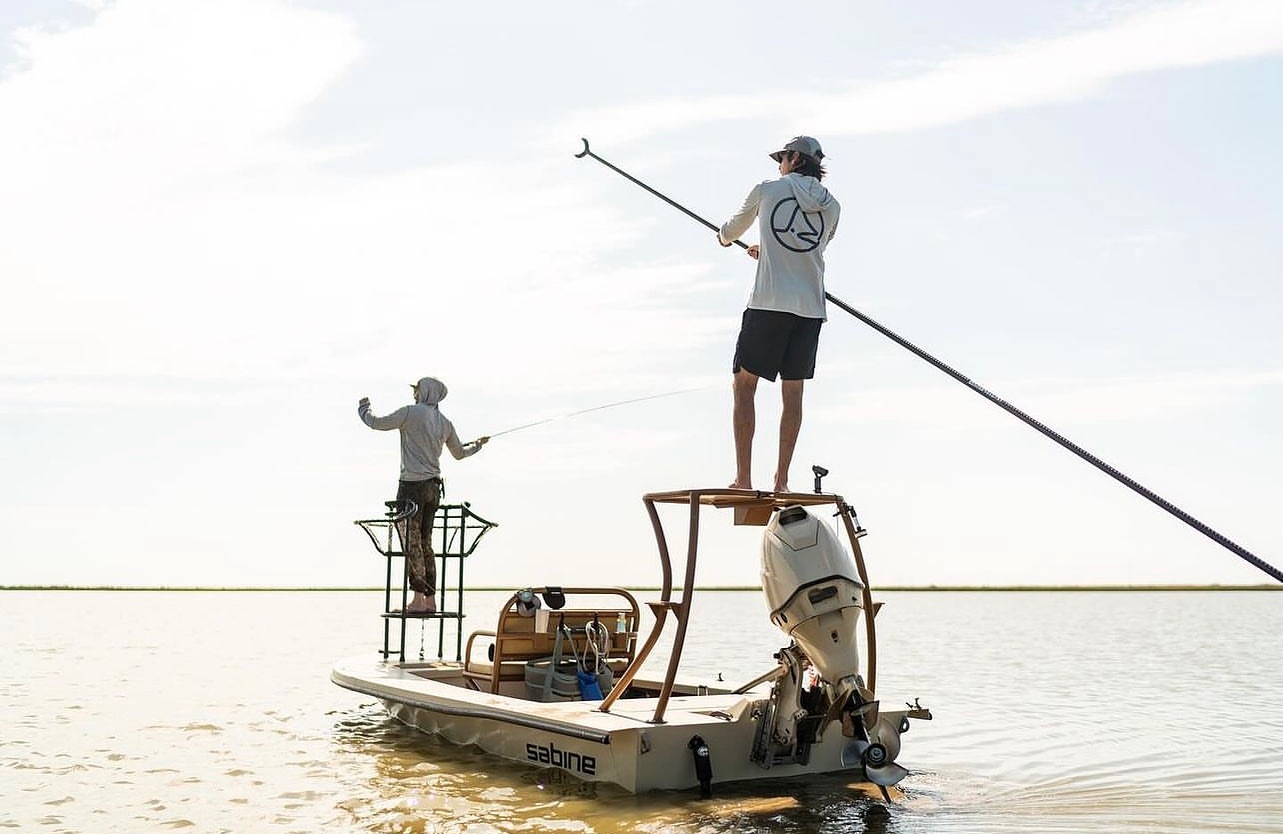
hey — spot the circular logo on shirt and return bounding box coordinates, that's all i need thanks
[770,197,824,253]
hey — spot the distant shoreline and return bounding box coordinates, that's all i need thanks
[2,584,1279,592]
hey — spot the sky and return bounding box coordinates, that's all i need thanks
[1,0,1280,589]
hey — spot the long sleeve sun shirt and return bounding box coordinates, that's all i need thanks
[358,377,480,481]
[719,172,840,320]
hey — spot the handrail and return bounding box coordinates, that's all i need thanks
[353,500,418,556]
[599,500,674,712]
[353,501,497,558]
[646,490,705,723]
[436,503,499,557]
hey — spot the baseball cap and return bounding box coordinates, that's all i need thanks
[769,136,824,163]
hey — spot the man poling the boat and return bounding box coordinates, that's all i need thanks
[718,135,840,493]
[573,137,1283,585]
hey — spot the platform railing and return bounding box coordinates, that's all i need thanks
[597,488,878,724]
[354,500,497,662]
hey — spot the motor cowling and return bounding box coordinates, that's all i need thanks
[760,506,865,691]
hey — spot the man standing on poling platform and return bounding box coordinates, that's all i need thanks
[717,136,840,493]
[358,377,488,614]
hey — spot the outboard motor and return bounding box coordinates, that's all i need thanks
[761,505,865,702]
[757,505,911,788]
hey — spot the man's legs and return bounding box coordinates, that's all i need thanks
[397,479,440,614]
[418,480,441,611]
[731,309,817,491]
[775,379,804,493]
[730,369,760,489]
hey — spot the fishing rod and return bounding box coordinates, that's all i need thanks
[573,137,1283,585]
[486,386,712,439]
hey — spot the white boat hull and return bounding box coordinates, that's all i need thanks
[332,655,911,793]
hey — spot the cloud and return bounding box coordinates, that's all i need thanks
[1,0,362,192]
[0,1,730,410]
[544,0,1283,146]
[812,0,1283,136]
[0,0,369,386]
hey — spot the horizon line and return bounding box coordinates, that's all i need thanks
[2,584,1279,592]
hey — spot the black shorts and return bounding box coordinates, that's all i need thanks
[732,309,823,381]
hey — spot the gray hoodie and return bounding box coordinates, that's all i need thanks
[718,173,840,320]
[358,377,480,481]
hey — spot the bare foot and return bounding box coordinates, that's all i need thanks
[728,479,752,490]
[406,594,437,615]
[773,483,790,494]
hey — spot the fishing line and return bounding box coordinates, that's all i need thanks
[574,137,1283,585]
[486,386,714,439]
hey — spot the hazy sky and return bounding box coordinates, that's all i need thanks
[2,0,1280,589]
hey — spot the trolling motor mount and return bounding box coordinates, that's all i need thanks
[812,464,829,493]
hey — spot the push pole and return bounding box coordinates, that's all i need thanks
[575,138,749,250]
[573,137,1282,584]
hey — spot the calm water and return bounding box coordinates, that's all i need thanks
[3,589,1281,833]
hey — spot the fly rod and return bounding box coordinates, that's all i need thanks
[487,386,712,439]
[574,136,1282,584]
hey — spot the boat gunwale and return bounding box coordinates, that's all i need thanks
[331,663,616,744]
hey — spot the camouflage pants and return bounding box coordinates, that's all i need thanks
[395,478,442,595]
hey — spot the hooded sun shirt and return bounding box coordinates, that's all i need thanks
[718,172,840,320]
[358,376,480,481]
